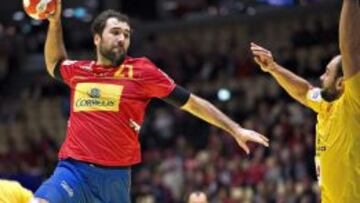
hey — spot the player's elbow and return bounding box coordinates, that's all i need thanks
[294,83,313,105]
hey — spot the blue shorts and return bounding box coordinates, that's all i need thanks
[35,159,131,203]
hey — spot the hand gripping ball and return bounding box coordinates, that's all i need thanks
[23,0,57,20]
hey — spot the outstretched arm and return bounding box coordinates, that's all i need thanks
[45,0,67,77]
[339,0,360,79]
[180,94,269,154]
[250,43,313,106]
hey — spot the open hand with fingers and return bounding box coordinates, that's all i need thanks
[231,126,269,154]
[250,42,277,72]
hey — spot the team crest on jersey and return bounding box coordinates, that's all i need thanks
[88,88,101,98]
[74,83,123,112]
[308,88,323,102]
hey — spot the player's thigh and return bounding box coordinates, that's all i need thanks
[105,169,131,203]
[34,162,87,203]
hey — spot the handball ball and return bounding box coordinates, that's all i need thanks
[23,0,57,20]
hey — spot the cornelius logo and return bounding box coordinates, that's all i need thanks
[74,83,123,112]
[75,98,115,108]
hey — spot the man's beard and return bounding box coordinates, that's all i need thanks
[321,88,339,102]
[99,43,126,67]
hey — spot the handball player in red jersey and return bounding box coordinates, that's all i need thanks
[31,0,269,202]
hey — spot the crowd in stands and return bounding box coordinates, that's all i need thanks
[158,0,327,19]
[0,4,339,203]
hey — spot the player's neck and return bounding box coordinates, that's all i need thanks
[96,56,113,68]
[96,54,127,68]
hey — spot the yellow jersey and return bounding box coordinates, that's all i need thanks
[306,71,360,203]
[0,180,33,203]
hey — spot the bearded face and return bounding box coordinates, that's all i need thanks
[320,56,343,102]
[95,18,131,67]
[99,39,127,67]
[321,85,339,102]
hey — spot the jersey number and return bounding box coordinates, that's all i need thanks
[114,65,134,79]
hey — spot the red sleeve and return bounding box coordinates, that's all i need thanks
[141,58,176,98]
[59,60,81,85]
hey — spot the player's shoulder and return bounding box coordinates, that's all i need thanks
[344,70,360,86]
[126,56,156,69]
[0,179,22,189]
[62,59,94,67]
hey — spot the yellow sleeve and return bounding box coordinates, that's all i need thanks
[11,181,33,203]
[18,185,33,203]
[344,71,360,111]
[0,180,33,203]
[306,87,325,113]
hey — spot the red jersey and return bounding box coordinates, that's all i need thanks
[57,56,176,166]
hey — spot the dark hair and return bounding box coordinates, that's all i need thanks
[90,10,130,37]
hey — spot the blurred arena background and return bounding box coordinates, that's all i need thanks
[0,0,339,202]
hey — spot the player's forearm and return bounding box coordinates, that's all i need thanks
[45,20,67,77]
[268,63,312,105]
[181,94,239,135]
[339,0,360,78]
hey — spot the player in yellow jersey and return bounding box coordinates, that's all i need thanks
[250,0,360,202]
[0,179,33,203]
